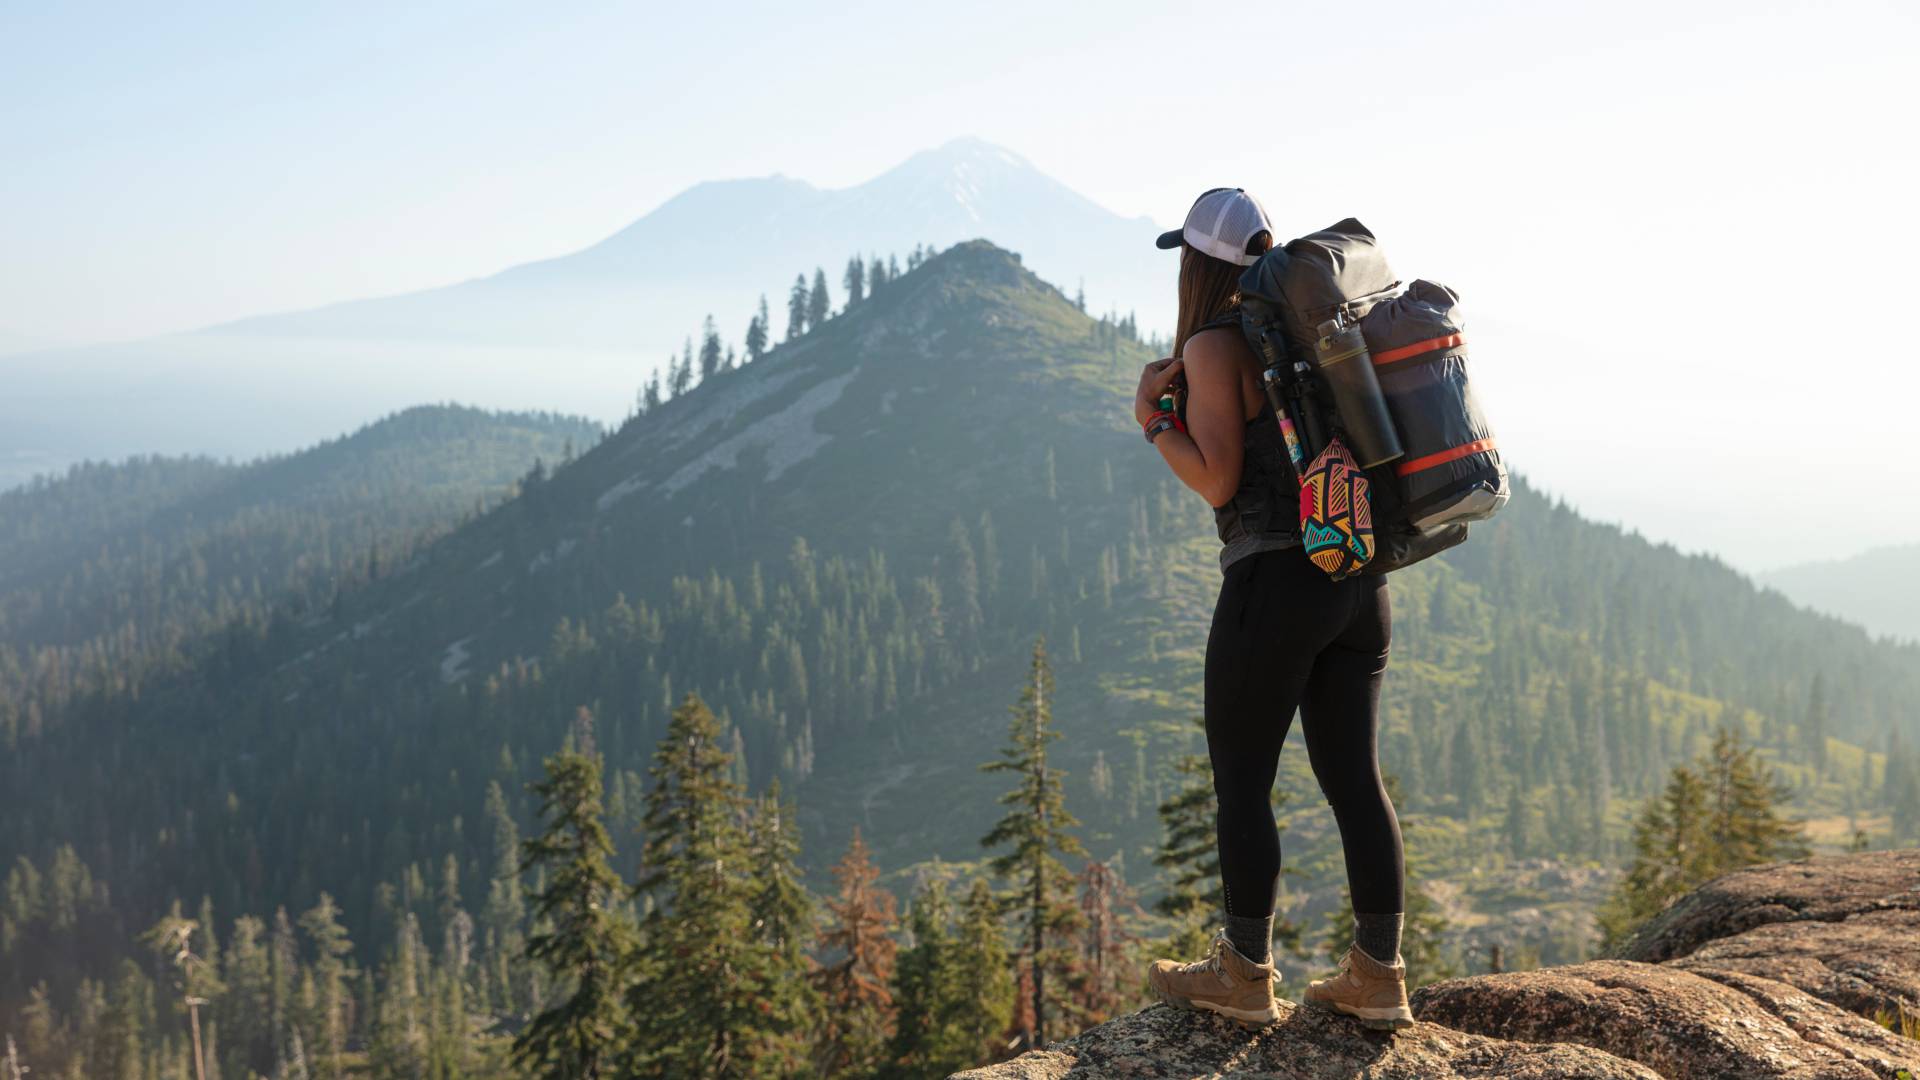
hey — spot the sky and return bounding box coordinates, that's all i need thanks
[3,0,1917,571]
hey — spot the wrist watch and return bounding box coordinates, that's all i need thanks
[1144,415,1178,442]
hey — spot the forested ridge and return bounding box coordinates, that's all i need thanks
[0,404,600,739]
[2,241,1916,1077]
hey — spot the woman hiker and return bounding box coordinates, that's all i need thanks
[1135,187,1415,1032]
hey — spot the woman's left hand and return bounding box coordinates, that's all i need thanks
[1135,357,1185,426]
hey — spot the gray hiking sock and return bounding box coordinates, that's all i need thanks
[1224,912,1273,964]
[1353,910,1404,966]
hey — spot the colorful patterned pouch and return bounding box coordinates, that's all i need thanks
[1298,436,1376,579]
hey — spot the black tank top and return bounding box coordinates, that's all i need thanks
[1185,312,1302,572]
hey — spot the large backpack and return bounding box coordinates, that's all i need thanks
[1237,218,1508,575]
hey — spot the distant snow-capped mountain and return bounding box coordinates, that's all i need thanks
[2,138,1172,489]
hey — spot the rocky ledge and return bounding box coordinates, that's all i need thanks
[1616,847,1920,1021]
[950,998,1663,1079]
[955,849,1920,1080]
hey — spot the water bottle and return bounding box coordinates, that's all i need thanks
[1292,360,1329,459]
[1312,319,1404,469]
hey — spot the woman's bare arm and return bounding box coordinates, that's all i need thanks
[1135,331,1245,507]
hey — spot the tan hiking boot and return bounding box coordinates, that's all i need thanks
[1304,940,1414,1031]
[1146,929,1280,1028]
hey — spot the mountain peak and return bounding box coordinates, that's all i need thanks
[855,138,1063,226]
[915,237,1029,278]
[914,135,1036,170]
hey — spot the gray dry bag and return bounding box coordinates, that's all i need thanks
[1237,218,1508,575]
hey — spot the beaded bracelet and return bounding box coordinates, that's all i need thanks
[1143,404,1187,436]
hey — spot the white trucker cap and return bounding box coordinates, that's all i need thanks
[1154,187,1273,266]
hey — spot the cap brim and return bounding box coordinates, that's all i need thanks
[1154,228,1184,250]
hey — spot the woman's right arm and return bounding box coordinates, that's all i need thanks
[1136,333,1245,507]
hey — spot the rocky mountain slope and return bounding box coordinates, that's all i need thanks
[958,849,1920,1079]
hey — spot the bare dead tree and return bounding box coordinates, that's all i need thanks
[142,915,213,1080]
[4,1034,28,1080]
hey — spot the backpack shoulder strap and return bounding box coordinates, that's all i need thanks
[1192,310,1242,334]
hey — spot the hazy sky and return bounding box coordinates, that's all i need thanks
[3,0,1916,569]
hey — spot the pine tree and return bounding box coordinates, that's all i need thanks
[949,879,1014,1069]
[511,721,633,1080]
[867,252,888,292]
[224,915,271,1072]
[1451,718,1484,819]
[1153,719,1221,962]
[813,828,898,1077]
[197,896,223,995]
[1892,743,1920,844]
[980,637,1086,1048]
[843,255,866,310]
[698,316,724,380]
[369,912,430,1078]
[666,353,689,399]
[1596,763,1713,952]
[808,267,831,329]
[268,907,299,1070]
[746,295,770,363]
[1599,726,1809,952]
[428,939,474,1078]
[977,509,1001,602]
[743,781,818,1075]
[626,693,771,1078]
[482,779,526,1015]
[946,517,983,647]
[1803,673,1831,775]
[1502,780,1538,861]
[885,878,955,1077]
[787,275,810,340]
[281,1025,311,1080]
[103,958,152,1080]
[1704,724,1811,869]
[296,894,353,1079]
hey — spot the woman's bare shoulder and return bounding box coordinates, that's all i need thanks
[1184,327,1261,418]
[1182,327,1250,368]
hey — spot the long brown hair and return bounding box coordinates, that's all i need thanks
[1172,234,1272,358]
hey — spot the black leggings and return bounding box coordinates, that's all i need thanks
[1205,544,1404,918]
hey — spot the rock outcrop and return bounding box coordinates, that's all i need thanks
[1410,959,1917,1079]
[957,849,1920,1080]
[949,999,1662,1079]
[1616,848,1920,1021]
